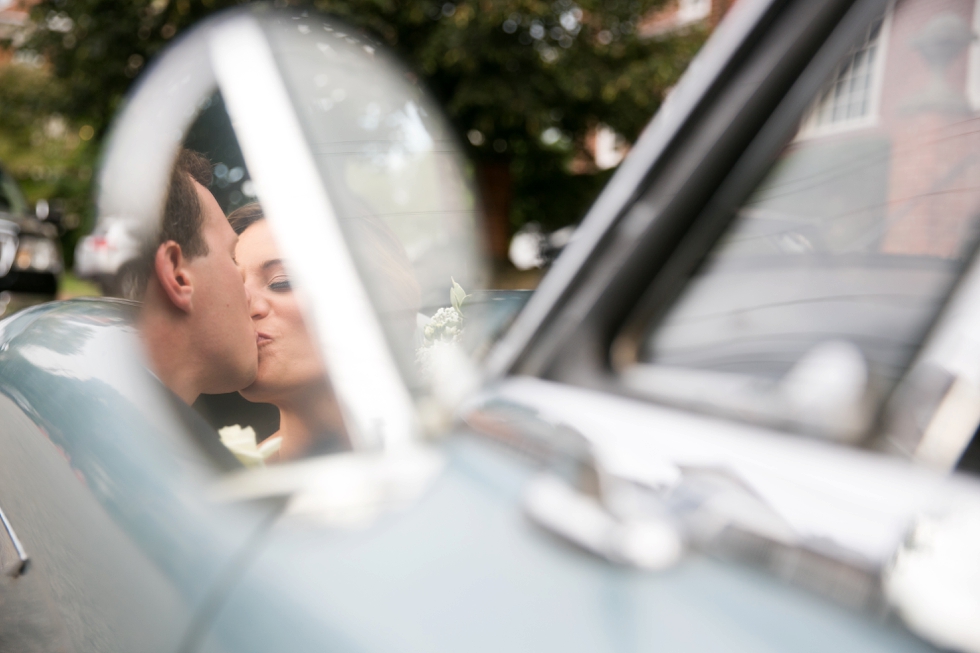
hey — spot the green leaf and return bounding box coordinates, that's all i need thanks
[450,277,469,314]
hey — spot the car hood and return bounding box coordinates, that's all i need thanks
[197,435,936,653]
[0,299,281,647]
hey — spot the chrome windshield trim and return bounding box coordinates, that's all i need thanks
[0,501,29,577]
[479,375,980,569]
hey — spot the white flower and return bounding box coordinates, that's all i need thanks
[416,280,470,382]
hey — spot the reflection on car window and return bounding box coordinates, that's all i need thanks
[633,1,980,438]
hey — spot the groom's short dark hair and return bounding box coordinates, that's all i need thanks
[121,148,214,299]
[161,148,213,260]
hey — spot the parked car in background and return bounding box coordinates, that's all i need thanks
[1,0,980,652]
[73,216,142,297]
[0,164,62,316]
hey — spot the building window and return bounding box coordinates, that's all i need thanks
[798,14,889,137]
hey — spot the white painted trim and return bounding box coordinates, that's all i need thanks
[795,4,893,141]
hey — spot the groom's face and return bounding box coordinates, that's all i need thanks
[186,180,258,394]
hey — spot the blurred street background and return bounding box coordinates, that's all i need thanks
[0,0,733,301]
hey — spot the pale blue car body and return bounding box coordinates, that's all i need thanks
[0,299,935,651]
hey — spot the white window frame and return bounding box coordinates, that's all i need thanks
[796,5,893,140]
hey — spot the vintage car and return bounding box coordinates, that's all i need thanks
[1,0,979,651]
[0,164,62,317]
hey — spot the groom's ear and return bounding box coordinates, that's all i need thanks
[154,240,194,313]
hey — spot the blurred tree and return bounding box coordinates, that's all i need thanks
[0,61,97,266]
[13,0,706,260]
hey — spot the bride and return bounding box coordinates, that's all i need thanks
[228,202,420,462]
[229,203,348,461]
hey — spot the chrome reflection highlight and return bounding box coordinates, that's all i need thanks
[0,221,16,277]
[0,501,29,577]
[472,377,980,618]
[885,509,980,653]
[524,473,685,571]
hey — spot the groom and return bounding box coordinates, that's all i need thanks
[134,148,257,405]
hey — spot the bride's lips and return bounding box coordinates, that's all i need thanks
[256,332,273,347]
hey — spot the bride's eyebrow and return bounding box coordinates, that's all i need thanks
[261,258,284,272]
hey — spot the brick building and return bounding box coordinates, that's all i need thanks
[775,0,980,259]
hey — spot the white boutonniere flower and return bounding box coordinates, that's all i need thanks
[416,278,470,381]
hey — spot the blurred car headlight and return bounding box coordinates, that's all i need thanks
[13,237,62,274]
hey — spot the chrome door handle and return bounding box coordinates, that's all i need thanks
[0,502,28,576]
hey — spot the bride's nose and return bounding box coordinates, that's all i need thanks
[249,287,270,320]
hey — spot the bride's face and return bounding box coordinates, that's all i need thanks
[235,219,326,404]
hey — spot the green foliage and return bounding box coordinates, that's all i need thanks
[58,271,101,298]
[307,0,708,227]
[0,63,98,266]
[511,145,615,230]
[9,0,706,246]
[20,0,230,137]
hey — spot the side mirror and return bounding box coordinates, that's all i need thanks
[97,6,488,451]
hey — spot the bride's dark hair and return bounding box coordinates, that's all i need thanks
[227,202,264,235]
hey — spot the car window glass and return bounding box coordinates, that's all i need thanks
[629,0,980,442]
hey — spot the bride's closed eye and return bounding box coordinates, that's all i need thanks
[269,277,291,292]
